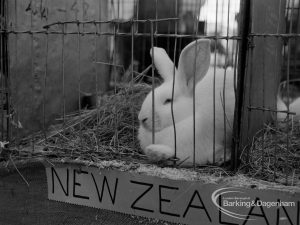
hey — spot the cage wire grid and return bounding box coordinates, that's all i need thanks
[0,0,299,186]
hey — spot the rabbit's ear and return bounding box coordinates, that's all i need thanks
[150,47,176,81]
[177,39,211,94]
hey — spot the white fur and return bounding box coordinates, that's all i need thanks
[277,97,300,122]
[138,39,235,166]
[291,98,300,121]
[277,97,288,122]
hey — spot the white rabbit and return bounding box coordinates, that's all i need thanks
[291,98,300,121]
[138,39,235,166]
[277,96,289,122]
[277,96,300,122]
[276,80,300,122]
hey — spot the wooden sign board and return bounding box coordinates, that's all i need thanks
[45,163,300,225]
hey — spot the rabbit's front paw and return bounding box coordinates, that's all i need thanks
[145,144,174,161]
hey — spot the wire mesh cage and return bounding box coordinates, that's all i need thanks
[0,0,299,188]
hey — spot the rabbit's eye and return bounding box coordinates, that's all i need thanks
[163,98,172,105]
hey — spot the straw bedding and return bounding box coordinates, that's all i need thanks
[0,84,150,166]
[240,121,300,186]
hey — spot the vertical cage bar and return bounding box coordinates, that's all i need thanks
[131,20,135,149]
[96,0,102,129]
[170,0,178,165]
[150,21,155,144]
[232,0,251,170]
[155,0,158,38]
[245,0,254,166]
[112,23,119,150]
[94,22,99,151]
[61,23,66,128]
[14,0,20,149]
[284,0,296,185]
[192,1,202,168]
[291,0,299,80]
[0,0,4,140]
[5,0,11,143]
[42,0,49,141]
[30,0,35,152]
[43,28,49,141]
[245,41,253,165]
[77,22,82,145]
[212,0,219,164]
[222,0,231,165]
[135,0,139,32]
[192,41,197,168]
[260,37,266,174]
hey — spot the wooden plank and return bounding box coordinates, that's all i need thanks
[7,0,111,136]
[238,0,286,158]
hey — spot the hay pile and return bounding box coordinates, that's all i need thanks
[1,84,151,165]
[241,122,300,186]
